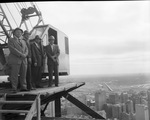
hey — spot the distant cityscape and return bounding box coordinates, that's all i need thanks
[44,85,150,120]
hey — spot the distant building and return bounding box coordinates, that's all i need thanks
[147,89,150,120]
[108,92,120,104]
[121,103,126,113]
[103,103,113,119]
[95,89,107,111]
[112,104,122,119]
[120,112,130,120]
[121,92,129,103]
[97,110,106,119]
[131,112,136,120]
[135,104,149,120]
[126,100,134,114]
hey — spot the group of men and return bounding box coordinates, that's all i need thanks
[7,27,60,93]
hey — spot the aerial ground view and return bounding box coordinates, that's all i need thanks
[51,73,150,120]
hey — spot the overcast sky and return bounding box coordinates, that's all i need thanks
[2,1,150,75]
[35,1,150,75]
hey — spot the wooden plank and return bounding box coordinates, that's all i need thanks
[0,82,85,96]
[15,82,85,95]
[40,117,104,120]
[0,109,29,113]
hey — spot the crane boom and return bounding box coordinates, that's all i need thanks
[0,2,44,45]
[0,4,12,44]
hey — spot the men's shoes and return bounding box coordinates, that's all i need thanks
[36,85,43,88]
[30,88,36,90]
[11,89,18,93]
[48,84,52,87]
[20,89,29,92]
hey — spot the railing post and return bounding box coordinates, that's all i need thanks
[0,94,6,120]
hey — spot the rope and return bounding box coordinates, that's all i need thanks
[14,3,21,16]
[29,18,33,28]
[21,2,26,8]
[5,3,18,27]
[17,3,22,10]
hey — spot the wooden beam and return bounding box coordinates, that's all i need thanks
[0,101,34,104]
[63,93,105,120]
[55,97,61,117]
[0,109,29,113]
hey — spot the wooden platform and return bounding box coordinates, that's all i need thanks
[0,81,105,120]
[0,82,85,96]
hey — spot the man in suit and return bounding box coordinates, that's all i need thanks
[44,35,60,87]
[7,27,28,93]
[23,30,35,90]
[31,35,44,88]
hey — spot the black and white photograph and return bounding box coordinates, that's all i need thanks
[0,1,150,120]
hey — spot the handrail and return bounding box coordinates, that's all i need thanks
[0,93,41,120]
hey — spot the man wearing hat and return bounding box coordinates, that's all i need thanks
[31,35,44,88]
[23,30,35,90]
[44,35,60,87]
[7,27,28,93]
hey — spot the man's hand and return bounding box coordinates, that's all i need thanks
[52,56,56,62]
[28,58,32,64]
[34,63,37,66]
[21,54,26,58]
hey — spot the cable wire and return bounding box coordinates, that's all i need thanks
[5,3,18,27]
[21,2,26,8]
[14,3,21,16]
[17,3,22,10]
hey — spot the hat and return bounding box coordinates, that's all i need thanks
[13,27,23,35]
[23,30,30,35]
[49,35,55,40]
[35,35,41,40]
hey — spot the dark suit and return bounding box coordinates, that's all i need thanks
[23,38,34,90]
[31,42,44,87]
[8,37,28,91]
[45,44,60,86]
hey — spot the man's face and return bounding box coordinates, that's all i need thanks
[14,30,22,38]
[36,39,41,43]
[24,34,30,40]
[49,39,55,45]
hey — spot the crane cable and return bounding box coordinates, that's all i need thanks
[14,3,21,16]
[17,3,22,10]
[5,3,18,27]
[21,2,26,8]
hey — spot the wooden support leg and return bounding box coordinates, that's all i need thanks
[55,97,61,117]
[63,93,105,119]
[37,94,41,120]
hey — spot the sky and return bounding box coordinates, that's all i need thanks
[1,1,150,75]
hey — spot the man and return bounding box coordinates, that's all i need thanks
[7,27,28,93]
[44,35,60,87]
[31,35,44,88]
[23,30,35,90]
